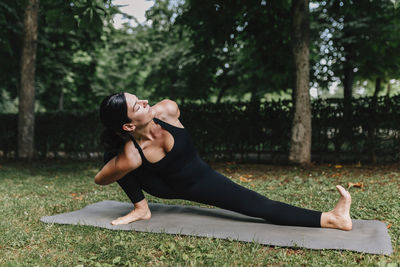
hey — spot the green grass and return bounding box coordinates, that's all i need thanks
[0,160,399,266]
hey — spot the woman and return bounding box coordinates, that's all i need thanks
[95,92,352,230]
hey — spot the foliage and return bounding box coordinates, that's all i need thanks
[141,0,207,102]
[311,0,400,91]
[0,1,24,101]
[392,0,400,8]
[2,0,400,113]
[35,0,116,111]
[92,25,150,99]
[178,0,295,102]
[0,161,398,265]
[0,0,118,112]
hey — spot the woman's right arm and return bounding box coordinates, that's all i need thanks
[94,141,142,185]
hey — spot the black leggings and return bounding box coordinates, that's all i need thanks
[104,152,322,227]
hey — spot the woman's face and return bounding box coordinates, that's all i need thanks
[124,93,154,129]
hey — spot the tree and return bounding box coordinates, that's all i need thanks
[142,0,204,102]
[0,0,114,113]
[312,0,400,161]
[35,0,111,111]
[18,0,39,158]
[0,1,24,112]
[289,0,312,165]
[7,0,114,158]
[178,0,295,103]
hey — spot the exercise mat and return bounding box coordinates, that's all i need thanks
[40,200,392,255]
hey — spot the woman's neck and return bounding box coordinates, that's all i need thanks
[131,119,159,142]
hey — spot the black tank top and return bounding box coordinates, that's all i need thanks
[130,117,203,177]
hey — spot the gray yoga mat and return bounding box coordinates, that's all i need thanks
[40,200,392,255]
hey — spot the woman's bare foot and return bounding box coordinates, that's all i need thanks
[320,185,352,231]
[111,199,151,225]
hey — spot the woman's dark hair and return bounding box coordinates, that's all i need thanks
[99,92,131,152]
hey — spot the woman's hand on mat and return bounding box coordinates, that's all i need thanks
[111,199,151,225]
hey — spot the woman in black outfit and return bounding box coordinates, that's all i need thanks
[95,92,352,230]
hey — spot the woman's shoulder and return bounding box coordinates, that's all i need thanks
[152,99,183,128]
[153,99,180,120]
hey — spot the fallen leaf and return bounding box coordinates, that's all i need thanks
[239,176,252,182]
[71,195,83,200]
[347,182,364,189]
[250,183,255,187]
[335,165,343,169]
[285,249,304,256]
[387,224,392,229]
[70,193,83,200]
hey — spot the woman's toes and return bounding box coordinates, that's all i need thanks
[111,218,123,225]
[336,185,351,202]
[343,220,353,231]
[336,185,347,196]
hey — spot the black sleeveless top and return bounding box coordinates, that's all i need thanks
[130,117,204,179]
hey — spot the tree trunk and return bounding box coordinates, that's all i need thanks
[367,77,381,164]
[343,60,354,121]
[289,0,311,166]
[342,11,354,125]
[373,77,381,99]
[58,88,64,111]
[338,58,354,160]
[18,0,38,159]
[250,90,260,104]
[216,86,228,104]
[386,82,391,97]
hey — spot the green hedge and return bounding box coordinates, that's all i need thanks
[1,95,399,162]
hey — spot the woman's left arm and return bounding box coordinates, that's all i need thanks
[94,141,142,185]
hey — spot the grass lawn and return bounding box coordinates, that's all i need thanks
[0,160,399,266]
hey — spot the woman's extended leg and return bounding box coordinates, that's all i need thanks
[180,166,352,229]
[180,168,321,227]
